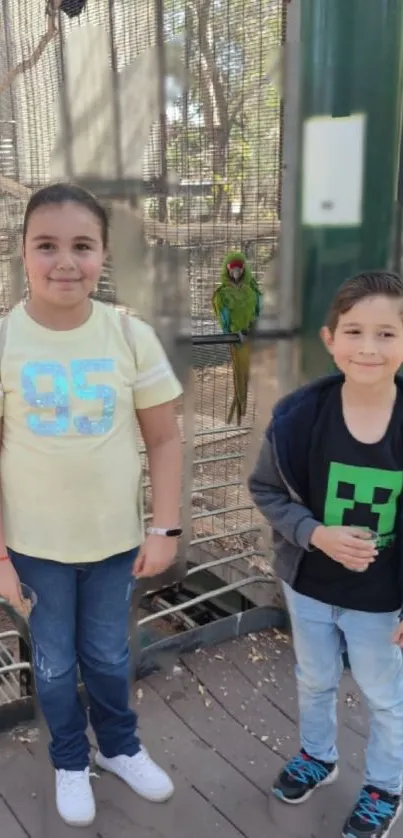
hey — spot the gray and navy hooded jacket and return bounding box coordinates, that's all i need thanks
[248,373,403,611]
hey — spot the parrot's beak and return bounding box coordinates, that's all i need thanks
[228,265,244,283]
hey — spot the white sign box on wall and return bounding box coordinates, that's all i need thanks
[302,113,367,227]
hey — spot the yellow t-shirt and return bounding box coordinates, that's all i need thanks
[0,301,183,563]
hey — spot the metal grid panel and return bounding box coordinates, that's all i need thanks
[156,0,285,573]
[0,0,285,701]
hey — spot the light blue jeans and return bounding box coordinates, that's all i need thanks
[283,583,403,795]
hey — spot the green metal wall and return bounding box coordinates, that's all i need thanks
[299,0,403,377]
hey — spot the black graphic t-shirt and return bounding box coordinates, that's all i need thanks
[295,383,403,611]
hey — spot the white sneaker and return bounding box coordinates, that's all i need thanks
[95,747,174,802]
[55,767,96,827]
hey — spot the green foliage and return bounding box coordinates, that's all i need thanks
[164,0,284,221]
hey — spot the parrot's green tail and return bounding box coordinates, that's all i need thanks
[227,341,250,426]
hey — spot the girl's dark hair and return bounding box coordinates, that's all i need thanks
[23,182,109,248]
[326,270,403,333]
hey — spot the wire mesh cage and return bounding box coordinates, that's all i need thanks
[0,0,286,703]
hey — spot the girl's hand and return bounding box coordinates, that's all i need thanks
[0,558,26,612]
[310,525,377,571]
[392,621,403,648]
[134,535,179,579]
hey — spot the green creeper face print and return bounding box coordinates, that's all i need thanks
[324,462,403,540]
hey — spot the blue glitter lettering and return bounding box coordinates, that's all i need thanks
[21,362,70,436]
[21,358,117,437]
[71,358,116,435]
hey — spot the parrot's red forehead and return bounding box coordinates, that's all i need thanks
[227,259,244,270]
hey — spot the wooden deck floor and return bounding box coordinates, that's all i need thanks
[0,628,399,838]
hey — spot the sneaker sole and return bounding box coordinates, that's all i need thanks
[94,755,174,804]
[57,811,96,827]
[272,764,339,805]
[342,799,402,838]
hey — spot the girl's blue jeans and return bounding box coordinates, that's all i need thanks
[9,547,141,771]
[283,583,403,795]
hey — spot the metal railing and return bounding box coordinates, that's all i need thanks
[0,552,279,710]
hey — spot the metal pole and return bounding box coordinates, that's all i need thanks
[2,0,20,184]
[276,0,302,394]
[108,0,124,180]
[155,0,168,223]
[57,15,74,179]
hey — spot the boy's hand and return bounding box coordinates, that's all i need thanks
[392,621,403,648]
[134,534,178,579]
[310,525,377,571]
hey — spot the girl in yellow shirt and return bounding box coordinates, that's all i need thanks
[0,182,183,827]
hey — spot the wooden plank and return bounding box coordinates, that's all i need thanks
[92,711,253,838]
[162,647,378,838]
[146,661,283,793]
[222,631,369,739]
[0,732,99,838]
[182,646,301,760]
[134,679,273,838]
[95,762,245,838]
[0,734,43,838]
[0,635,400,838]
[184,640,367,759]
[148,652,369,838]
[182,645,366,783]
[0,796,28,838]
[0,730,242,838]
[88,726,244,838]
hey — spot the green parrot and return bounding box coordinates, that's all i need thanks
[212,250,262,426]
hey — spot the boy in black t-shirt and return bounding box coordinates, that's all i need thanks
[249,271,403,838]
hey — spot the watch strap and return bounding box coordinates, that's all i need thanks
[146,526,182,537]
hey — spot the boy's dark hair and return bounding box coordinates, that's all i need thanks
[23,182,109,248]
[326,270,403,333]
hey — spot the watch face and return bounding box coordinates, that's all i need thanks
[166,528,183,537]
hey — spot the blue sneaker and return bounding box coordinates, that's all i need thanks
[272,749,338,804]
[342,786,402,838]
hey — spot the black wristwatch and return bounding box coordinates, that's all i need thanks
[146,526,183,537]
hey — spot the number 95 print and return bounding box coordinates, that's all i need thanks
[20,358,117,437]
